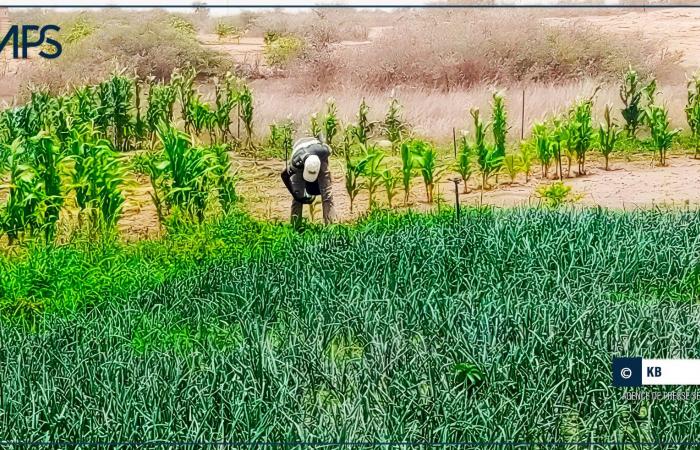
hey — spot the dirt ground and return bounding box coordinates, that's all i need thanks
[112,150,700,239]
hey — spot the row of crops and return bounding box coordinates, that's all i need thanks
[1,67,699,244]
[2,207,700,442]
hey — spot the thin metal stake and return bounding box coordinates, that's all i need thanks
[453,127,457,159]
[452,178,461,221]
[521,89,526,140]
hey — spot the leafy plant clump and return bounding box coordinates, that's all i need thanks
[535,181,579,208]
[264,35,305,67]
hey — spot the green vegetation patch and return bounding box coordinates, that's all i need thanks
[1,207,700,441]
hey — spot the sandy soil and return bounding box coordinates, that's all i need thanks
[2,152,698,242]
[108,151,700,239]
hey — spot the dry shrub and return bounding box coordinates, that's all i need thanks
[248,9,369,43]
[23,13,224,91]
[287,10,681,92]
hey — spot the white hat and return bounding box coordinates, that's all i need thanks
[303,155,321,182]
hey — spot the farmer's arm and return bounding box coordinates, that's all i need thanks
[281,168,314,204]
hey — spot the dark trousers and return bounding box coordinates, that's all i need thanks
[289,161,335,225]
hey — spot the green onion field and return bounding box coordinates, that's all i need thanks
[1,208,699,444]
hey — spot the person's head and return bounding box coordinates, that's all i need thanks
[303,155,321,182]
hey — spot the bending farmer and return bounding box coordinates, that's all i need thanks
[281,137,336,226]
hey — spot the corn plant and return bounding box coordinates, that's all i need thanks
[532,123,552,178]
[208,144,237,214]
[0,108,26,144]
[70,86,100,128]
[323,99,339,148]
[68,127,126,234]
[413,141,442,204]
[145,81,177,141]
[399,140,418,205]
[686,75,700,159]
[343,133,366,214]
[353,98,374,146]
[1,134,66,244]
[30,133,66,242]
[27,89,55,136]
[568,99,594,176]
[0,139,40,244]
[359,146,385,210]
[454,133,473,193]
[559,121,575,178]
[382,97,409,154]
[620,67,644,138]
[381,169,399,208]
[491,92,508,161]
[222,73,243,141]
[598,104,621,171]
[96,73,135,151]
[471,108,502,191]
[645,104,680,167]
[238,84,255,155]
[212,77,237,143]
[153,124,215,225]
[309,113,322,138]
[268,120,295,159]
[53,96,72,144]
[519,143,535,183]
[502,154,521,185]
[172,66,197,134]
[187,97,217,142]
[551,119,566,181]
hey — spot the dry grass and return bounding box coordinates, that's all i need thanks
[250,78,688,144]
